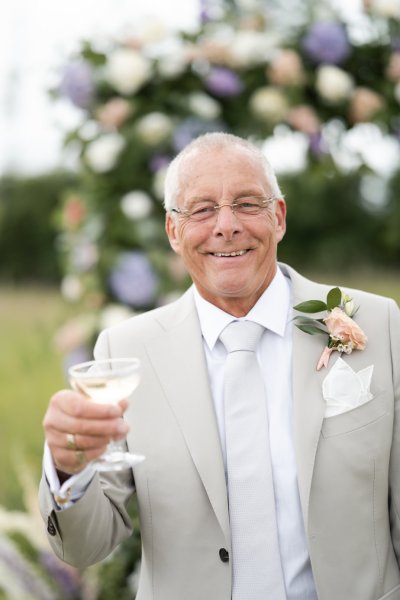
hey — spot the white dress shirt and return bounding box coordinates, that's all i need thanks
[193,267,317,600]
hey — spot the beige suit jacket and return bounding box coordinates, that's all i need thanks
[39,264,400,599]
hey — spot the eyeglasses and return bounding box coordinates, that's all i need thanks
[171,196,276,223]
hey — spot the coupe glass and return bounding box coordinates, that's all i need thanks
[68,357,144,472]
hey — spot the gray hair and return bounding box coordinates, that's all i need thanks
[163,132,283,212]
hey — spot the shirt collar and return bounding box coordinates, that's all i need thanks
[193,267,291,351]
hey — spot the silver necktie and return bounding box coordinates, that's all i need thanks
[220,320,286,599]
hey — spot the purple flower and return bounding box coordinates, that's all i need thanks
[204,67,244,97]
[172,117,226,152]
[391,37,400,52]
[109,251,158,308]
[59,61,94,108]
[302,22,351,65]
[149,153,171,172]
[0,538,54,600]
[199,0,212,24]
[40,551,81,598]
[309,132,327,158]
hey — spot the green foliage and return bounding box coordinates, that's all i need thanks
[96,507,142,600]
[0,172,78,282]
[0,286,72,509]
[292,300,327,313]
[279,169,400,271]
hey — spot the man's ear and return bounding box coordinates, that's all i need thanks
[165,213,181,254]
[274,198,287,243]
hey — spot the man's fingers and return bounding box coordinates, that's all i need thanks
[46,430,124,451]
[43,389,131,475]
[51,389,126,419]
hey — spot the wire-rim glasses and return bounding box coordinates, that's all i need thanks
[171,196,276,223]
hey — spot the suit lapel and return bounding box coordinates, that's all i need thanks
[280,264,328,531]
[145,291,231,542]
[144,267,331,538]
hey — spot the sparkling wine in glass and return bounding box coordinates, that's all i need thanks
[68,357,144,472]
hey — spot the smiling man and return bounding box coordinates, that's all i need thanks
[165,136,286,317]
[40,133,400,600]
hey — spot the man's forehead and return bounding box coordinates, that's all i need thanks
[179,145,264,183]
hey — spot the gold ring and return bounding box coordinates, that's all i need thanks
[75,450,85,465]
[66,433,77,450]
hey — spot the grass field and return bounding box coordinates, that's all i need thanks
[1,271,399,510]
[0,285,76,509]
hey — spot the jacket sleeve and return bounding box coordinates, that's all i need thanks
[38,329,135,568]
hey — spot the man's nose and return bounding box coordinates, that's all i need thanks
[213,204,242,237]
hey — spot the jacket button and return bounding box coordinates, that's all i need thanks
[219,548,229,563]
[47,516,57,536]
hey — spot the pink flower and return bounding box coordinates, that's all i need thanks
[386,52,400,82]
[97,98,132,130]
[349,87,385,123]
[286,105,321,135]
[324,307,368,350]
[267,49,305,87]
[63,196,86,229]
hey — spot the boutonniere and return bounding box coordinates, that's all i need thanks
[293,287,368,370]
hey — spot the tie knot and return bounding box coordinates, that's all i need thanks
[220,320,265,353]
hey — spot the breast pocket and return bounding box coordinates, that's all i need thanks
[321,391,390,438]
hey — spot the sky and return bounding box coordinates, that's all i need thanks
[0,0,199,175]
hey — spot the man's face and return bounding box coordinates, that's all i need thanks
[165,145,286,316]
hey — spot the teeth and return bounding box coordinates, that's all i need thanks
[213,250,247,257]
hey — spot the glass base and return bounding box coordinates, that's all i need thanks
[91,451,145,472]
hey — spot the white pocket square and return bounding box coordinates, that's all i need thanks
[322,357,374,418]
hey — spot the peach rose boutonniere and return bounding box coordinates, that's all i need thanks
[293,287,368,371]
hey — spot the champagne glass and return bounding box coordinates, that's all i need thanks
[68,357,144,472]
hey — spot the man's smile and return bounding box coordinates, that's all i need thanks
[209,249,250,257]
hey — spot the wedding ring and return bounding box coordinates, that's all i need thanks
[66,433,77,450]
[75,450,86,465]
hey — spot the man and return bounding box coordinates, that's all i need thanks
[40,132,400,600]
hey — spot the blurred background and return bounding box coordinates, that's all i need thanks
[1,0,400,597]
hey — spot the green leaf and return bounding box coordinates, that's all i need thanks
[327,287,342,310]
[293,300,327,313]
[295,323,329,336]
[293,316,328,333]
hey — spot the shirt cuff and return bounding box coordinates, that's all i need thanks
[44,442,95,510]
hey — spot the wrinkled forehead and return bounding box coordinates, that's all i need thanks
[177,145,269,198]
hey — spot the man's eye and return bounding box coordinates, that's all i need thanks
[237,201,258,209]
[191,205,214,215]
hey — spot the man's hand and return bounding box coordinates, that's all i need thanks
[43,390,130,476]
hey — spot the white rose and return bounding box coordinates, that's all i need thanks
[153,166,168,200]
[262,126,309,175]
[121,191,153,220]
[249,86,288,122]
[361,132,400,178]
[106,48,152,95]
[136,112,173,145]
[230,31,278,67]
[368,0,400,18]
[85,133,125,172]
[137,18,168,45]
[100,304,133,330]
[316,65,354,104]
[60,275,83,302]
[157,50,187,79]
[188,92,221,120]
